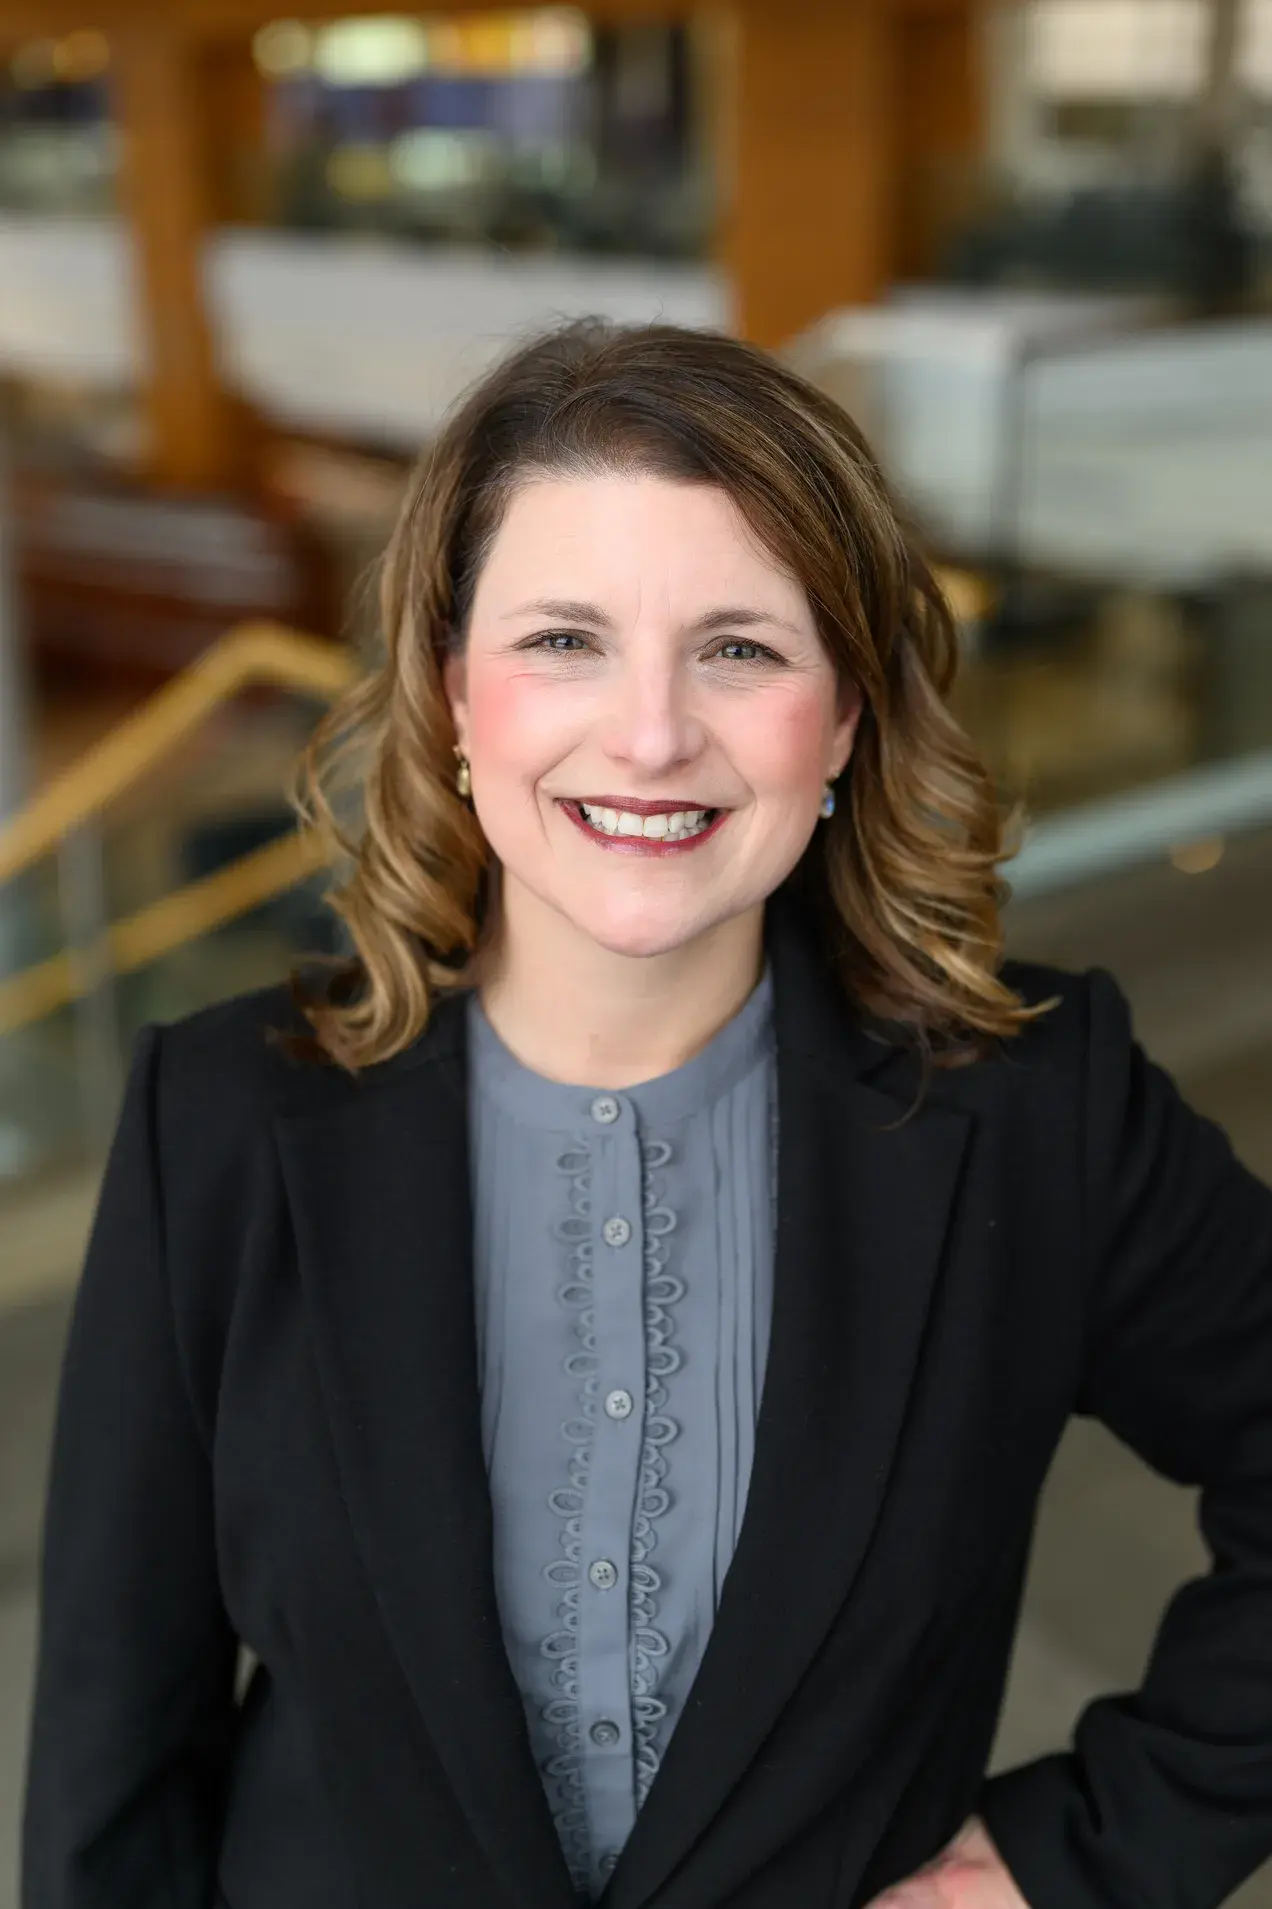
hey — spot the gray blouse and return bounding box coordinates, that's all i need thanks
[465,970,778,1902]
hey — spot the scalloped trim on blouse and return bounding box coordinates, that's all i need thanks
[539,1130,685,1888]
[540,1141,597,1887]
[631,1135,679,1805]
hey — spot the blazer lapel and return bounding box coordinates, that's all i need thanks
[600,898,973,1909]
[273,996,578,1909]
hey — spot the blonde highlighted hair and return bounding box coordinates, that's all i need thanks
[290,317,1046,1072]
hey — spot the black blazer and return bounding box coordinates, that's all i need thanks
[21,895,1272,1909]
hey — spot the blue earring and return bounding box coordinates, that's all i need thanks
[820,780,836,820]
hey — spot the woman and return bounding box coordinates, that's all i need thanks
[22,320,1272,1909]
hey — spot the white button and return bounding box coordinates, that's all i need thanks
[604,1388,634,1420]
[589,1719,621,1747]
[602,1215,631,1248]
[588,1558,619,1590]
[590,1095,620,1124]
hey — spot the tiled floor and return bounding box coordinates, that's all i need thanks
[1,831,1270,1906]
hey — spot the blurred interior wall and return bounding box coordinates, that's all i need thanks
[983,1,1042,193]
[0,424,30,826]
[88,0,991,458]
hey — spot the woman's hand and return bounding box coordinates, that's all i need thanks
[863,1815,1030,1909]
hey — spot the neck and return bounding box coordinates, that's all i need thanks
[477,879,766,1088]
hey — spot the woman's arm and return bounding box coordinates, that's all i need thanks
[22,1024,240,1909]
[977,967,1272,1909]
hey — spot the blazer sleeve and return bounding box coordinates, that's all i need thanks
[22,1023,240,1909]
[978,967,1272,1909]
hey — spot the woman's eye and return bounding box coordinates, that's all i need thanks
[712,639,779,664]
[527,631,589,653]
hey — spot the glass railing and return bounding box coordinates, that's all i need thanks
[790,292,1272,874]
[0,622,355,1196]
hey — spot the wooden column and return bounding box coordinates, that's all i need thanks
[202,36,270,224]
[719,0,899,348]
[111,27,259,491]
[895,0,987,282]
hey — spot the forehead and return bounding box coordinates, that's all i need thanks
[472,472,811,619]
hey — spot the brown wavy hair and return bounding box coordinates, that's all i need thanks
[289,316,1049,1073]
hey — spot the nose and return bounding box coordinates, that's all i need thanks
[598,647,705,777]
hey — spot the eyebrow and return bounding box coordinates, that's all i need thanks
[501,597,805,637]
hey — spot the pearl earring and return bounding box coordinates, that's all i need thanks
[453,745,471,799]
[820,780,836,820]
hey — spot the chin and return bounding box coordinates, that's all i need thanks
[569,895,716,961]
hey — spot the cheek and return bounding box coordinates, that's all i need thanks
[732,687,835,795]
[467,666,574,770]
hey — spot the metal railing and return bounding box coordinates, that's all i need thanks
[0,619,355,1041]
[0,621,356,1164]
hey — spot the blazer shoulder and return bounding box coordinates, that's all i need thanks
[998,955,1087,1015]
[907,961,1136,1138]
[988,958,1134,1078]
[150,972,336,1124]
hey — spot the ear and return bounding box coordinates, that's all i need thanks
[443,647,469,750]
[830,679,864,780]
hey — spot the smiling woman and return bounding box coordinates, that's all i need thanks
[24,317,1272,1909]
[289,317,1037,1077]
[432,468,867,1053]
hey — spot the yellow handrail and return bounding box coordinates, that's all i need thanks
[0,620,357,886]
[0,831,331,1036]
[0,619,357,1038]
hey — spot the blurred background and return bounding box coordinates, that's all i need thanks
[0,0,1270,1901]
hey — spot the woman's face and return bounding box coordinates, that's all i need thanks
[445,472,861,962]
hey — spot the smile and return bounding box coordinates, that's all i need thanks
[557,798,729,855]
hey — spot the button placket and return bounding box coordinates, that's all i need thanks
[574,1099,645,1865]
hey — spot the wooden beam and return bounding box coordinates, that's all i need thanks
[0,0,972,53]
[0,0,679,45]
[720,0,899,346]
[111,25,256,489]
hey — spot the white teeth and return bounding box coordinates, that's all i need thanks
[577,802,716,840]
